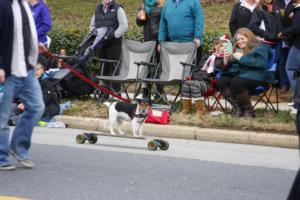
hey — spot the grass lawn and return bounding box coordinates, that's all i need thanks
[62,97,296,135]
[47,0,233,35]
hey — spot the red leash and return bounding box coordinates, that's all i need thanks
[40,50,131,103]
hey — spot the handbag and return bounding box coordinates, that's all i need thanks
[145,109,170,124]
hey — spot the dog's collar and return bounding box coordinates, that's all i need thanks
[133,113,148,122]
[134,113,148,118]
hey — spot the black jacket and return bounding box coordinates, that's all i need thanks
[249,6,282,43]
[229,2,253,37]
[136,5,162,41]
[0,0,14,76]
[276,0,294,30]
[282,6,300,49]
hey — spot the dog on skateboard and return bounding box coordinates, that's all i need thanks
[104,99,150,137]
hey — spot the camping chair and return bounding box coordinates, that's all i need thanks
[96,40,156,104]
[250,48,279,113]
[179,62,228,112]
[142,42,196,108]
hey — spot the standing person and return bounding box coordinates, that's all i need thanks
[217,28,273,118]
[158,0,204,65]
[90,0,128,99]
[278,2,300,108]
[29,0,52,48]
[0,0,45,171]
[248,0,282,47]
[275,0,294,93]
[136,0,165,98]
[229,0,258,37]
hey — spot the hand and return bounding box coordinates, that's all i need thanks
[17,103,25,112]
[277,32,285,39]
[194,39,201,48]
[137,10,146,20]
[233,52,243,60]
[289,12,294,19]
[157,44,161,52]
[105,31,115,40]
[0,69,5,83]
[39,43,47,52]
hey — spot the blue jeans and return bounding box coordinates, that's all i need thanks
[0,69,45,165]
[276,43,290,88]
[286,46,300,97]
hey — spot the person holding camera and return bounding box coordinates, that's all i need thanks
[217,28,274,118]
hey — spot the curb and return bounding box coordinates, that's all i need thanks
[55,115,299,149]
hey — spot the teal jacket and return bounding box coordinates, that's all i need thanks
[158,0,204,43]
[222,45,274,83]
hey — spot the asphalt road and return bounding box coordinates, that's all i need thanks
[0,127,299,200]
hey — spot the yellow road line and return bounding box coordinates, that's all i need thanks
[0,196,29,200]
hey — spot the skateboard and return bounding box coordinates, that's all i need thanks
[75,133,169,151]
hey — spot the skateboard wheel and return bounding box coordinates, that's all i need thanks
[76,134,86,144]
[158,140,169,151]
[147,141,158,151]
[88,134,98,144]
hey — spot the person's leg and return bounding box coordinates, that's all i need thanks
[286,46,300,97]
[10,69,45,161]
[181,81,192,114]
[191,80,209,116]
[0,76,19,167]
[216,76,241,115]
[277,45,290,91]
[106,41,122,94]
[231,77,268,118]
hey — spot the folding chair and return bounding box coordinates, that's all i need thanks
[202,78,228,112]
[142,42,196,108]
[250,48,279,113]
[96,40,156,104]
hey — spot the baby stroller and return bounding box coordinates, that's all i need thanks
[42,27,113,98]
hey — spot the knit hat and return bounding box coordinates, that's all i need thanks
[219,34,230,42]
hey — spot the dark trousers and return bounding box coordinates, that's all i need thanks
[217,76,268,95]
[98,39,122,95]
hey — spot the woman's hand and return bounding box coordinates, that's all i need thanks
[223,52,232,66]
[0,69,5,83]
[233,52,243,60]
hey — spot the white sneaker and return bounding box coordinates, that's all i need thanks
[291,108,297,115]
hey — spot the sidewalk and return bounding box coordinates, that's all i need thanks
[55,115,299,149]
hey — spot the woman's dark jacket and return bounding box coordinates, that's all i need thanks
[222,45,274,83]
[0,0,14,76]
[136,4,162,41]
[249,5,282,43]
[229,2,253,37]
[281,6,300,49]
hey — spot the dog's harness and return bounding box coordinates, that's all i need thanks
[133,113,148,122]
[115,102,148,121]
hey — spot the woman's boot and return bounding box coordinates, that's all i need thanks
[222,89,243,117]
[181,98,192,114]
[235,91,256,118]
[194,99,206,116]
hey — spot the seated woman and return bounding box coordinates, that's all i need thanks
[181,36,228,116]
[217,28,274,118]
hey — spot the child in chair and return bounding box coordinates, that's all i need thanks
[181,35,230,116]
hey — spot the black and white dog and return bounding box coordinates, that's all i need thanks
[104,99,150,137]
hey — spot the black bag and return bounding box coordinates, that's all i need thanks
[39,77,60,119]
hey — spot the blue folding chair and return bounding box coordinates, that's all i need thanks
[250,48,279,113]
